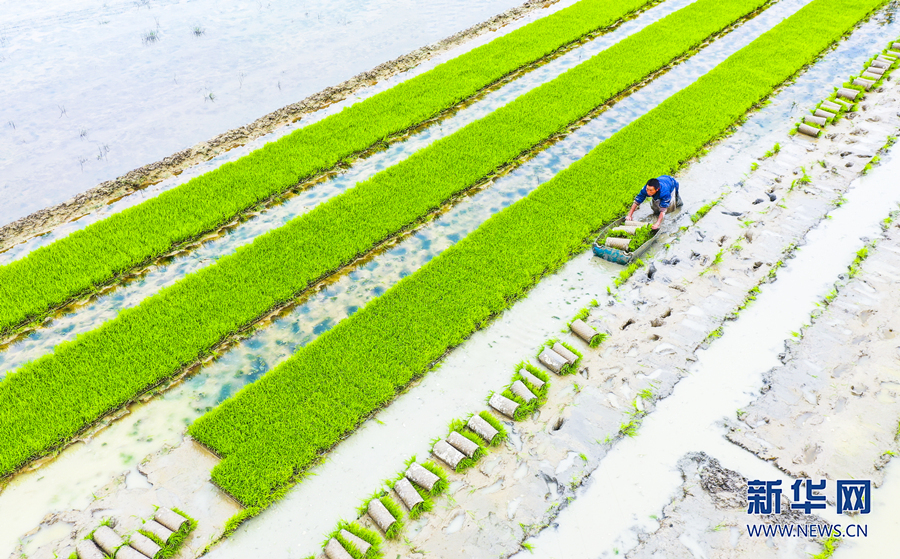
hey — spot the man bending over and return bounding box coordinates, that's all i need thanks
[626,175,683,230]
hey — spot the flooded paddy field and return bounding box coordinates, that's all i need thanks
[0,0,552,231]
[3,0,900,558]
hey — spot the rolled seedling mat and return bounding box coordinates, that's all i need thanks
[128,531,162,559]
[538,348,567,373]
[803,115,827,126]
[876,55,895,63]
[797,124,821,137]
[340,529,372,555]
[467,414,499,443]
[604,237,630,250]
[489,393,520,418]
[861,72,882,81]
[510,380,537,402]
[888,49,900,56]
[852,78,875,90]
[871,60,890,69]
[92,526,123,556]
[837,87,860,101]
[623,220,644,227]
[447,431,480,457]
[432,439,466,469]
[610,225,638,235]
[406,462,440,491]
[518,368,545,390]
[142,520,174,544]
[324,538,354,559]
[892,43,900,50]
[367,499,397,533]
[813,109,834,119]
[75,540,105,559]
[570,319,601,345]
[116,546,146,559]
[394,477,425,511]
[154,507,188,532]
[551,342,578,364]
[820,100,842,111]
[866,65,886,74]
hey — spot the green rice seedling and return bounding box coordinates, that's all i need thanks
[514,363,552,396]
[139,508,197,559]
[401,480,434,519]
[0,0,775,480]
[477,411,508,446]
[568,307,590,325]
[691,194,724,223]
[325,521,382,559]
[848,245,870,277]
[614,259,644,287]
[443,420,488,465]
[811,536,839,559]
[0,0,657,340]
[419,461,450,495]
[182,0,889,507]
[628,224,655,252]
[539,339,583,369]
[356,491,405,539]
[380,497,405,539]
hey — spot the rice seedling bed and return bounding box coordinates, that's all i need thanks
[0,0,656,339]
[0,0,765,480]
[188,0,888,507]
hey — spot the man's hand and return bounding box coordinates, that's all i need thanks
[626,214,634,222]
[651,223,660,231]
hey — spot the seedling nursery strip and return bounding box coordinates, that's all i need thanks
[186,0,889,506]
[0,0,658,338]
[0,0,765,479]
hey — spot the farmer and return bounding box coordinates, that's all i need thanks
[626,175,683,230]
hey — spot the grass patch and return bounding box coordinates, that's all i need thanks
[477,411,508,446]
[184,0,890,507]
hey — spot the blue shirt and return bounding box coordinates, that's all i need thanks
[634,175,679,208]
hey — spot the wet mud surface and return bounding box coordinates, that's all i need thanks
[725,218,900,495]
[0,0,559,252]
[627,452,826,558]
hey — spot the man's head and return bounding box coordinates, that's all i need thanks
[646,178,660,196]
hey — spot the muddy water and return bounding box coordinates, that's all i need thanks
[5,1,900,554]
[0,0,696,374]
[521,152,900,558]
[833,459,900,557]
[0,0,541,227]
[0,0,593,266]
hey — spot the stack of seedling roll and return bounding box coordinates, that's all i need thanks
[601,222,654,253]
[796,37,899,137]
[315,327,614,555]
[74,507,195,559]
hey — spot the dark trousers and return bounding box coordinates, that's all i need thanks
[650,187,682,214]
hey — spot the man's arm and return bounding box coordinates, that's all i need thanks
[653,209,665,230]
[626,202,639,221]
